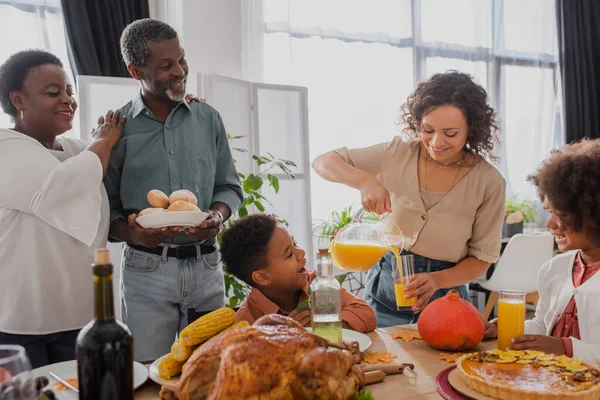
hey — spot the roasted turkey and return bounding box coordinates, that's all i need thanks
[160,314,365,400]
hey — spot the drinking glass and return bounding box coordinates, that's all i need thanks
[0,345,36,399]
[391,254,417,312]
[497,290,526,350]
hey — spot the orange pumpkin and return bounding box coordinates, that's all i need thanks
[417,290,485,351]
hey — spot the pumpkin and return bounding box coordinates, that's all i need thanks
[417,290,485,351]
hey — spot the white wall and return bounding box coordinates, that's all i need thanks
[151,0,244,79]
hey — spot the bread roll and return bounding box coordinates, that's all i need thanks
[147,189,170,208]
[167,201,200,212]
[139,207,167,217]
[169,189,197,206]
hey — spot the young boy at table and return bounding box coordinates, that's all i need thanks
[485,139,600,364]
[220,213,377,333]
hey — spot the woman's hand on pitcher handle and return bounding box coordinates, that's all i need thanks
[359,176,392,215]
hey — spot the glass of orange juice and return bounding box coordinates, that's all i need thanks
[497,290,526,350]
[391,254,417,312]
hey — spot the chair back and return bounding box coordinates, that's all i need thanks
[479,234,554,294]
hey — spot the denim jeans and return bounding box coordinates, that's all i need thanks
[365,251,470,327]
[120,244,225,362]
[0,329,79,369]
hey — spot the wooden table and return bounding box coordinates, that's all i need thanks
[134,324,496,400]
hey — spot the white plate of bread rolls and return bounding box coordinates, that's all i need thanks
[135,189,209,229]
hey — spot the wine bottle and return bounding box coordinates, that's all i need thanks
[310,249,343,342]
[76,249,134,400]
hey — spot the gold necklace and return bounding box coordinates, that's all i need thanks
[425,149,465,169]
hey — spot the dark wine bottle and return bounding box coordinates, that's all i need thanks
[76,249,134,400]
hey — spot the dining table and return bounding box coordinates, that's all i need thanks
[134,324,497,400]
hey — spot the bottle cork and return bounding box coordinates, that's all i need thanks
[95,249,110,265]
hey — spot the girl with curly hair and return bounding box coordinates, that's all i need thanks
[313,71,506,326]
[485,139,600,364]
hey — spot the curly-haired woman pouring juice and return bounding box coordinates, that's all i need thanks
[313,71,506,327]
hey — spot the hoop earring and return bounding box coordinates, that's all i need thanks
[20,110,24,120]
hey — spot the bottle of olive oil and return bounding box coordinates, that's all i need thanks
[76,249,134,400]
[310,249,343,342]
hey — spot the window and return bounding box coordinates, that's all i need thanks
[0,0,74,133]
[258,0,562,222]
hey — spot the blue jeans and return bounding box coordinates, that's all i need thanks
[120,245,225,362]
[365,251,470,327]
[0,330,79,369]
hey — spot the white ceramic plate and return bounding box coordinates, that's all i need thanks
[29,360,148,398]
[149,354,180,387]
[136,211,209,229]
[305,327,372,352]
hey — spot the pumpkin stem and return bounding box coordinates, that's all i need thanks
[449,290,459,299]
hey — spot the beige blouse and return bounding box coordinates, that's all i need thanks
[335,137,506,264]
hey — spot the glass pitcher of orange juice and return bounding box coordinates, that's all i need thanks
[330,208,404,272]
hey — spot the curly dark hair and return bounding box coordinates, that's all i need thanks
[220,214,278,286]
[0,50,63,118]
[528,139,600,239]
[400,70,499,161]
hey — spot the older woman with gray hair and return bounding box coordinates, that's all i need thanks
[0,50,125,367]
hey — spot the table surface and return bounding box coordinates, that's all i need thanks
[134,324,496,400]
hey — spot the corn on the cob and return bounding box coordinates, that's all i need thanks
[158,353,184,380]
[180,307,236,346]
[171,338,197,361]
[181,320,251,372]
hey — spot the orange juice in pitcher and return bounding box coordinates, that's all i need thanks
[330,241,389,271]
[330,209,405,272]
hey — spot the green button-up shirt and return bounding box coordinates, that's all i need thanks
[104,92,243,244]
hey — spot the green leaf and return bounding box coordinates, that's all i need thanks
[351,388,375,400]
[254,200,265,212]
[243,194,255,206]
[243,174,263,192]
[268,174,280,193]
[238,172,246,180]
[238,206,248,217]
[229,297,239,307]
[224,276,231,296]
[283,159,297,167]
[252,155,270,166]
[335,274,347,285]
[296,299,310,312]
[233,148,248,153]
[230,135,245,140]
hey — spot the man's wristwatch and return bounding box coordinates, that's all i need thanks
[213,210,224,221]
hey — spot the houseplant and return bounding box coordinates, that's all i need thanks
[220,134,297,307]
[503,196,537,237]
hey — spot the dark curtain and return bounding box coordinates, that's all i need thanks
[60,0,149,78]
[556,0,600,142]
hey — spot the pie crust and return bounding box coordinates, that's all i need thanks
[457,350,600,400]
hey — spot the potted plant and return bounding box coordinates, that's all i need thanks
[503,196,536,238]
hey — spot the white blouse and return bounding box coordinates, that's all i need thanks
[0,128,108,334]
[525,251,600,364]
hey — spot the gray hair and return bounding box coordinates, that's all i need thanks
[120,18,178,67]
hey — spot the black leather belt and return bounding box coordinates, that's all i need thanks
[128,243,216,260]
